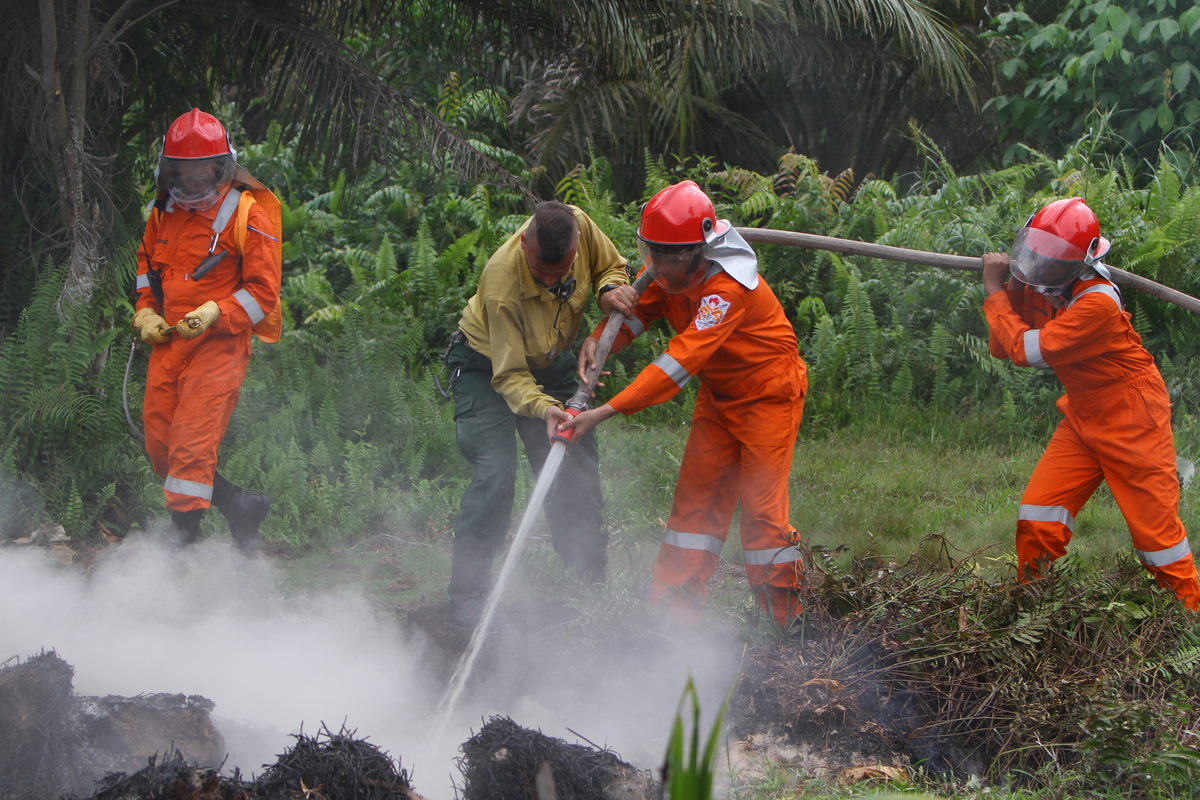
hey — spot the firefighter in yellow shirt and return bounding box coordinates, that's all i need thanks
[443,201,636,628]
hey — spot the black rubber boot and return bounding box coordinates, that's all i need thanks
[212,471,270,555]
[166,509,204,550]
[574,557,606,585]
[558,541,607,585]
[446,537,497,629]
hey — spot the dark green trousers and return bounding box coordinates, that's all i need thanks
[447,341,607,590]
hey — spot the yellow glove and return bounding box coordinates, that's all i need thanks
[131,308,171,346]
[178,300,220,339]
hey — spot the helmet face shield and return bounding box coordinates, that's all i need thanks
[639,239,711,294]
[160,154,234,210]
[1008,226,1089,288]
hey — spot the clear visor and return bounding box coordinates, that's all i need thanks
[1008,227,1088,288]
[160,155,235,210]
[638,239,712,294]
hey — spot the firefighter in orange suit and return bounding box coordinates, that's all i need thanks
[130,109,282,551]
[982,197,1198,609]
[562,181,808,626]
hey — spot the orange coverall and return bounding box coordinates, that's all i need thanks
[985,271,1199,609]
[593,268,807,625]
[135,193,281,512]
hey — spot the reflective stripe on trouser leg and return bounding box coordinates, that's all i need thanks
[650,534,725,624]
[650,360,807,628]
[1135,538,1192,567]
[1016,416,1103,580]
[649,397,741,619]
[730,368,805,627]
[159,332,251,512]
[164,476,212,501]
[1086,375,1199,609]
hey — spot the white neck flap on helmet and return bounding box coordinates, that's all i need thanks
[704,223,758,290]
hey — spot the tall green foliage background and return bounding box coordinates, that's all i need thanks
[2,115,1198,545]
[988,0,1200,162]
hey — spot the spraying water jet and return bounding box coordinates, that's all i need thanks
[429,272,654,755]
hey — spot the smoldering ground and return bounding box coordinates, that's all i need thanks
[0,532,742,798]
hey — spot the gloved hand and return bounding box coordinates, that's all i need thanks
[178,300,220,338]
[131,308,171,346]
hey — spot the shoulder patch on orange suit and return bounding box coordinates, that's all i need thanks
[695,294,731,330]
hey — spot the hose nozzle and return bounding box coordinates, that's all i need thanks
[552,407,581,446]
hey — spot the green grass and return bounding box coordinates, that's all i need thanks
[595,416,1185,590]
[258,410,1200,800]
[268,410,1199,626]
[273,534,450,608]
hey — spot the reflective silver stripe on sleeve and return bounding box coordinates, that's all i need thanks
[1069,283,1123,310]
[234,288,265,324]
[663,528,725,556]
[1135,538,1192,567]
[164,476,213,500]
[743,545,804,566]
[1023,330,1048,368]
[212,188,242,234]
[625,316,646,337]
[136,275,150,290]
[1018,504,1075,532]
[653,353,692,388]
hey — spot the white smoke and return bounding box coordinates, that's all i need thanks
[0,533,740,798]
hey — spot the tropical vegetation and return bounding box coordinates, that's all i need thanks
[4,0,1200,795]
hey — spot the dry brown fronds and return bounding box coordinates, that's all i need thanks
[739,540,1200,789]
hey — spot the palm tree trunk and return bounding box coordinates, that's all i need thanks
[37,0,102,312]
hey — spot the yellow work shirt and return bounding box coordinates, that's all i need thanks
[458,207,629,419]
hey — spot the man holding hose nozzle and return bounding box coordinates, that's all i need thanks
[443,200,636,629]
[561,181,808,628]
[980,197,1198,609]
[131,109,281,553]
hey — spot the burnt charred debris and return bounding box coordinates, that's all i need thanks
[735,540,1200,787]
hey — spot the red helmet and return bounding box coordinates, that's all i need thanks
[637,180,729,246]
[163,109,234,159]
[637,181,730,293]
[158,109,236,210]
[1009,197,1111,288]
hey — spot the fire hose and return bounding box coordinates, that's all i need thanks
[121,324,178,440]
[552,270,656,445]
[736,227,1200,316]
[547,227,1200,446]
[737,228,1200,483]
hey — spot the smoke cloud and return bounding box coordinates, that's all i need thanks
[0,533,741,798]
